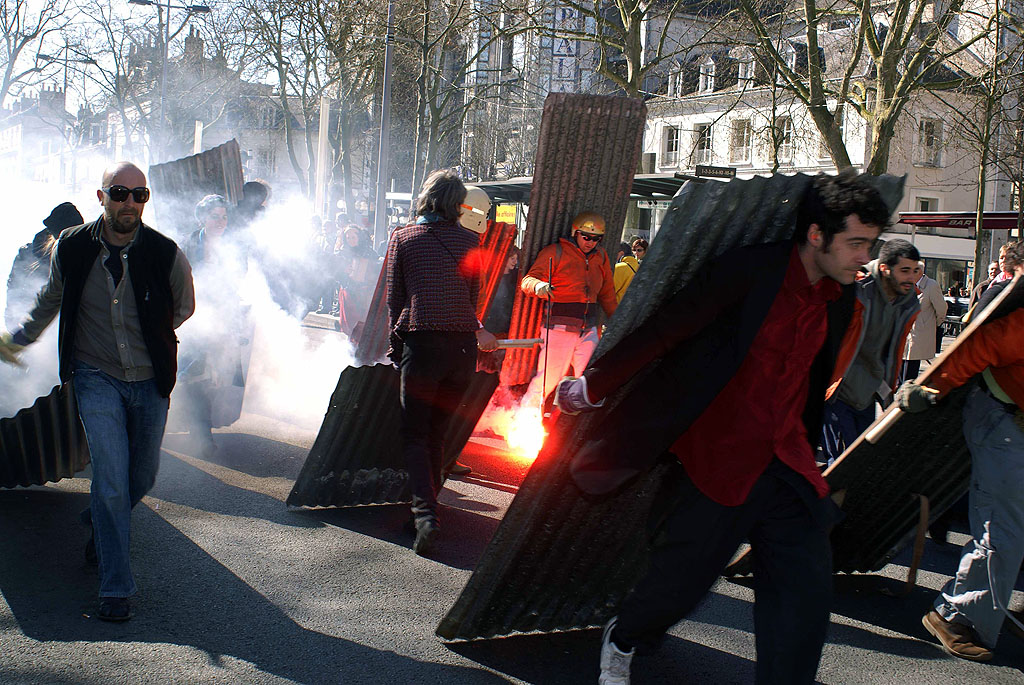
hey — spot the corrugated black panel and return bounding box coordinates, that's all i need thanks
[437,173,906,641]
[0,383,89,489]
[501,93,647,385]
[286,364,500,508]
[148,139,244,239]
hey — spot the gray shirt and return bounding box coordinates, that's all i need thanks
[20,228,195,383]
[837,264,915,410]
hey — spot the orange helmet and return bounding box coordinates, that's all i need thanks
[572,211,605,236]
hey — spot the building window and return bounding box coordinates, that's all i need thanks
[667,69,682,97]
[699,57,715,93]
[738,58,755,83]
[694,123,713,165]
[730,119,751,163]
[776,116,794,164]
[917,197,938,211]
[819,106,845,158]
[662,125,680,166]
[783,45,797,72]
[916,118,943,167]
[257,147,276,175]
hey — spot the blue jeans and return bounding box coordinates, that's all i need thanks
[936,387,1024,647]
[73,361,168,597]
[820,399,876,465]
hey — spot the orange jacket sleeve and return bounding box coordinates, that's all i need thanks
[929,308,1024,404]
[597,251,617,317]
[521,243,557,297]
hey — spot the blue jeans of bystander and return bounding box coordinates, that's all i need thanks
[936,386,1024,647]
[73,360,168,598]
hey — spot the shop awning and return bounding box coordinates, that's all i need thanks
[898,211,1021,231]
[474,172,694,204]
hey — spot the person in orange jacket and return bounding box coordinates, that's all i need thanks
[520,211,617,410]
[898,251,1024,662]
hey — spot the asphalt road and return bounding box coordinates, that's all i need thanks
[1,334,1023,683]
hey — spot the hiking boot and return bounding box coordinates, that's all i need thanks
[447,462,472,476]
[98,597,132,622]
[599,618,633,685]
[413,518,439,556]
[922,610,992,661]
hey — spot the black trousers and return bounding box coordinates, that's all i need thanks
[615,459,835,685]
[399,331,476,520]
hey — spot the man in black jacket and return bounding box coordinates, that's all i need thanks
[3,162,194,621]
[557,172,891,684]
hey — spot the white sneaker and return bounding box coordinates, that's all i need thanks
[599,617,634,685]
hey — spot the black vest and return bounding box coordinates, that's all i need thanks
[57,219,180,397]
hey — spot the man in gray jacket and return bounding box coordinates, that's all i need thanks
[820,239,921,464]
[2,162,194,621]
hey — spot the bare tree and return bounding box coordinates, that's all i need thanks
[0,0,74,108]
[737,0,1003,173]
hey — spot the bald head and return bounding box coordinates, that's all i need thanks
[97,161,149,246]
[101,162,146,188]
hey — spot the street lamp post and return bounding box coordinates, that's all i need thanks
[373,0,395,253]
[127,0,210,161]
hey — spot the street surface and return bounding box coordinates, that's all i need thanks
[1,327,1023,683]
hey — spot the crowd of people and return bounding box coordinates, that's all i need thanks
[0,163,1021,685]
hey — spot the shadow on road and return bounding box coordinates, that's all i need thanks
[292,500,502,572]
[161,432,308,480]
[446,625,758,684]
[0,485,507,684]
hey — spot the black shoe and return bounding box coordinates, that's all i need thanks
[98,597,132,622]
[447,462,472,476]
[929,521,950,546]
[413,518,439,556]
[85,528,97,566]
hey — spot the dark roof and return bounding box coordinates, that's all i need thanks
[473,172,693,204]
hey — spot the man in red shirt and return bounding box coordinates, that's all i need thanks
[556,172,891,684]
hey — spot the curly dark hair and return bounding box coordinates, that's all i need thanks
[796,170,891,249]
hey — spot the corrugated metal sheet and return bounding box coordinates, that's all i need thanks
[148,139,245,238]
[286,365,499,507]
[500,93,647,386]
[0,383,89,489]
[354,221,519,366]
[437,172,906,641]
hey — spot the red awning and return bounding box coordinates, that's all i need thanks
[898,211,1021,230]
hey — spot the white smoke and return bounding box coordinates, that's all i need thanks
[1,179,357,429]
[172,194,356,432]
[0,179,97,419]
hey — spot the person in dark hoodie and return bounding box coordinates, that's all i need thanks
[5,202,84,329]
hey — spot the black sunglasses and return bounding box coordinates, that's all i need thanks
[578,233,602,242]
[102,185,151,204]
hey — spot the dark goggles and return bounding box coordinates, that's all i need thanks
[578,232,602,243]
[102,185,151,204]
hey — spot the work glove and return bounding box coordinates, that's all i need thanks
[895,381,939,413]
[0,331,25,367]
[534,282,553,298]
[554,376,604,416]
